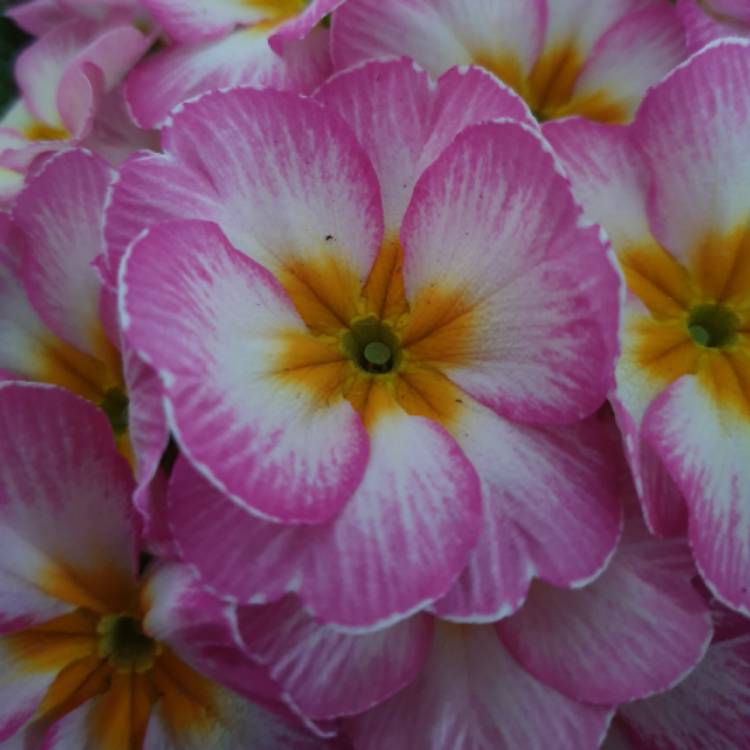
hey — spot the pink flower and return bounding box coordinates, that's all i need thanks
[545,39,750,616]
[0,9,155,202]
[0,148,167,525]
[331,0,687,123]
[114,60,620,628]
[606,601,750,749]
[0,382,329,749]
[229,497,711,749]
[125,0,346,129]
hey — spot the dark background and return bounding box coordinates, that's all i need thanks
[0,0,31,114]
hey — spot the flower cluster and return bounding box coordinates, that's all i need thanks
[0,0,749,748]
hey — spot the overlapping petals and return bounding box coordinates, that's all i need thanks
[332,0,687,123]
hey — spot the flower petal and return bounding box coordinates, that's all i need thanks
[497,512,712,704]
[13,148,113,359]
[314,58,533,231]
[332,0,546,81]
[434,404,621,621]
[632,38,750,259]
[618,602,750,750]
[167,404,482,629]
[346,622,613,750]
[0,383,135,629]
[125,25,331,129]
[120,219,369,524]
[643,373,750,615]
[237,597,433,719]
[401,119,618,424]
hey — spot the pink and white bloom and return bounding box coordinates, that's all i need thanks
[125,0,345,129]
[116,61,620,628]
[0,382,330,749]
[677,0,750,52]
[230,504,711,749]
[0,148,167,517]
[606,600,750,749]
[331,0,686,123]
[545,39,750,615]
[0,9,154,201]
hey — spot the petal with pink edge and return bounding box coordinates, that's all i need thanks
[677,0,750,54]
[158,87,383,287]
[16,17,150,138]
[497,513,712,704]
[542,118,651,250]
[314,58,533,230]
[13,148,113,359]
[633,39,750,258]
[120,220,369,524]
[434,403,621,621]
[7,0,69,36]
[332,0,546,80]
[103,151,222,292]
[565,3,685,121]
[619,603,750,750]
[643,374,750,616]
[270,0,348,53]
[0,383,135,630]
[401,119,619,424]
[167,405,482,629]
[346,622,613,750]
[237,596,433,719]
[125,25,331,130]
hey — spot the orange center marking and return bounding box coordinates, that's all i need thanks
[475,43,628,123]
[274,239,476,428]
[620,227,750,418]
[3,577,222,749]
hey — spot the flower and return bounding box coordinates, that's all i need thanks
[0,148,167,515]
[115,60,620,629]
[124,0,346,129]
[0,382,329,749]
[230,492,711,750]
[331,0,686,123]
[676,0,750,52]
[545,39,750,615]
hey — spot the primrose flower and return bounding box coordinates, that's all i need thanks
[0,9,154,201]
[114,60,620,629]
[605,600,750,749]
[0,382,330,749]
[227,484,711,750]
[677,0,750,51]
[545,39,750,615]
[0,148,167,514]
[331,0,686,123]
[125,0,346,129]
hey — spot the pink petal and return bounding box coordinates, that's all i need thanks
[7,0,69,36]
[401,119,619,424]
[619,602,750,749]
[346,622,613,750]
[567,2,686,121]
[120,219,370,524]
[147,86,383,282]
[332,0,546,79]
[237,597,433,719]
[314,58,533,231]
[167,405,482,629]
[632,39,750,259]
[13,148,113,358]
[643,375,750,616]
[497,511,712,704]
[125,25,331,129]
[434,405,622,621]
[271,0,348,53]
[0,383,135,631]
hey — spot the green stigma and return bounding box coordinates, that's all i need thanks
[342,316,402,375]
[364,341,392,367]
[98,614,160,673]
[687,304,740,349]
